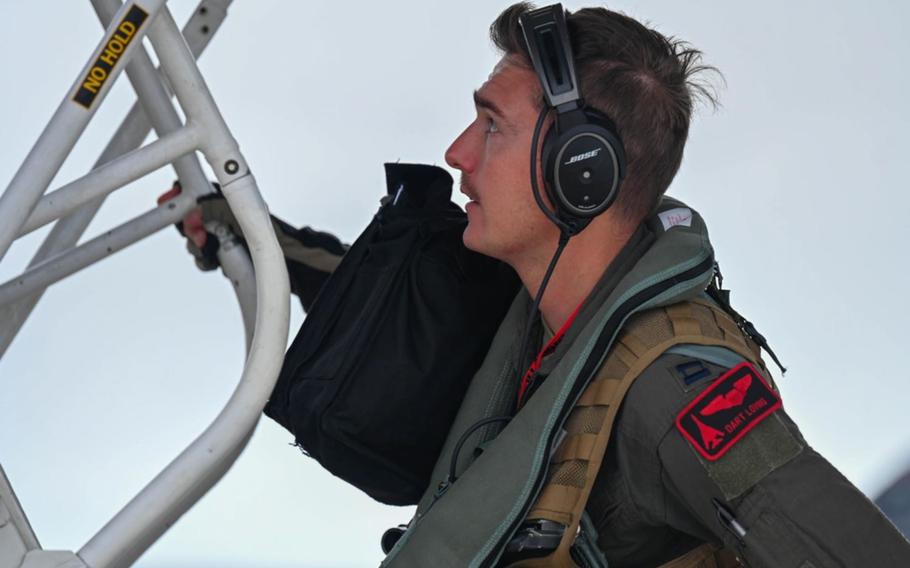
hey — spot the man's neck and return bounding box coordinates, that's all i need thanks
[511,219,635,331]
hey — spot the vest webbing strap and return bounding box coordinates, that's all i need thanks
[506,299,763,568]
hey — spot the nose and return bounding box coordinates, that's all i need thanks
[445,123,476,174]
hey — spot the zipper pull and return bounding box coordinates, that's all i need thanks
[740,320,787,375]
[708,263,787,375]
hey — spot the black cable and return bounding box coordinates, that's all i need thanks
[441,235,570,492]
[513,231,571,405]
[437,106,584,505]
[448,415,513,484]
[512,106,579,410]
[438,109,578,500]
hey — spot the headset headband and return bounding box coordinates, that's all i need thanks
[519,4,582,111]
[519,3,625,236]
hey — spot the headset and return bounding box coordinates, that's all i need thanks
[504,4,629,413]
[519,4,626,237]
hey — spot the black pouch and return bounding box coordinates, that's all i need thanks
[264,163,520,505]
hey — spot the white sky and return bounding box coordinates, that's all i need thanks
[1,1,909,567]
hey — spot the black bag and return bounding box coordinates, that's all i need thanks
[264,163,520,505]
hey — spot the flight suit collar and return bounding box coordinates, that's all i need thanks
[526,222,657,397]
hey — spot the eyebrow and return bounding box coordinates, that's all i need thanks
[473,90,507,119]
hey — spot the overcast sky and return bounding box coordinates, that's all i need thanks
[1,1,909,567]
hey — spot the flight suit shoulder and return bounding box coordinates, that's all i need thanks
[617,346,804,501]
[611,347,910,567]
[615,346,759,449]
[589,347,773,562]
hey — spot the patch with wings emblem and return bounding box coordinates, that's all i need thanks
[675,362,782,461]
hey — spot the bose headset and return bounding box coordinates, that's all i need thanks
[505,4,631,412]
[519,3,626,237]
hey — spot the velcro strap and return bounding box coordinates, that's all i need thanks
[525,508,573,528]
[618,332,649,358]
[611,341,639,368]
[713,310,746,346]
[553,433,599,464]
[692,298,762,362]
[577,378,622,406]
[527,483,583,524]
[666,303,701,336]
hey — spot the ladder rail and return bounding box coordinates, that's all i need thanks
[0,464,40,551]
[0,0,169,263]
[16,125,203,238]
[0,1,288,567]
[75,5,290,567]
[0,189,198,308]
[0,0,235,359]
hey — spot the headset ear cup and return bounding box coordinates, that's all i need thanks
[541,127,592,235]
[539,106,626,222]
[583,108,626,180]
[550,116,625,219]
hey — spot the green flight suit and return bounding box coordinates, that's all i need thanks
[382,198,910,567]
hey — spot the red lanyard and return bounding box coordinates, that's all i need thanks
[516,302,583,409]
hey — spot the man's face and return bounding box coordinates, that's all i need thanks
[445,56,560,264]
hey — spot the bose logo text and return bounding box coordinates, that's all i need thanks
[563,148,602,166]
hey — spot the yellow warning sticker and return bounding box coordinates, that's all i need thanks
[73,4,149,109]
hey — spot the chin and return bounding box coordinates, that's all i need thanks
[462,222,497,259]
[462,224,484,253]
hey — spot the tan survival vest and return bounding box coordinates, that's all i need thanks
[508,297,773,568]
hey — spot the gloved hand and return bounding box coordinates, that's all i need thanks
[157,181,238,271]
[157,180,348,311]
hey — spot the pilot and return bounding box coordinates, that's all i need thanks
[381,3,910,566]
[166,3,910,566]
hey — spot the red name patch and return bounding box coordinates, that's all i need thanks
[675,362,781,461]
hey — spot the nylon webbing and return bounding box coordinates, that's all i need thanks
[552,433,599,463]
[666,302,702,337]
[510,300,760,567]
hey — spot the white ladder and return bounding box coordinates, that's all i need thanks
[0,2,290,567]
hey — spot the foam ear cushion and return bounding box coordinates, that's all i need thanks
[540,123,561,212]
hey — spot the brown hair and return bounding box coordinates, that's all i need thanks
[491,3,719,222]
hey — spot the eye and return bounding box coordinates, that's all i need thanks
[485,117,500,134]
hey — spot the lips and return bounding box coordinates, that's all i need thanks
[460,176,480,203]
